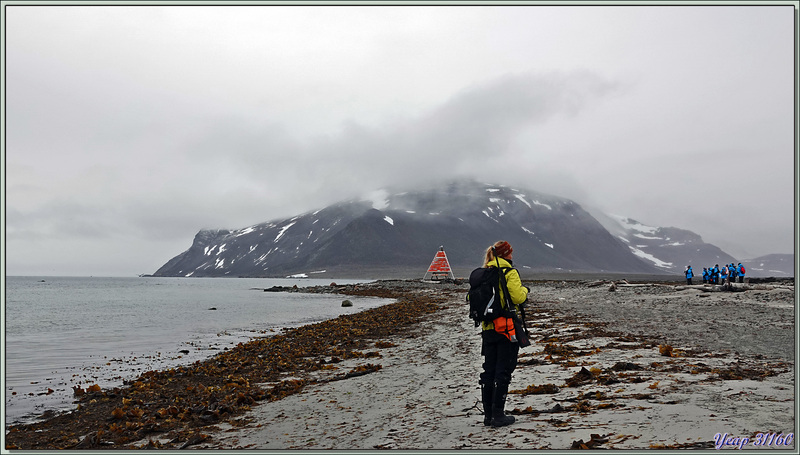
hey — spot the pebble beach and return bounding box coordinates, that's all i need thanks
[4,278,795,450]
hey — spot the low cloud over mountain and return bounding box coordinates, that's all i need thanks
[152,181,791,279]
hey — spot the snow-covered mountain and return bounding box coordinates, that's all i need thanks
[151,180,663,278]
[744,254,795,277]
[591,212,738,274]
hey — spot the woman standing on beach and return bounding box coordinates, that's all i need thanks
[479,240,529,428]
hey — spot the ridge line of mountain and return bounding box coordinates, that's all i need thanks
[152,180,793,278]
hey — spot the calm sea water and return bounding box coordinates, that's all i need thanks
[3,276,389,425]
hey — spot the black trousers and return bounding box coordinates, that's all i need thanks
[480,331,519,388]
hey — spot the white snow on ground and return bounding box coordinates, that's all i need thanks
[384,216,394,225]
[630,246,673,268]
[514,194,532,208]
[612,215,658,234]
[617,236,631,243]
[274,222,296,242]
[255,248,276,264]
[532,200,552,210]
[234,227,255,237]
[633,233,662,240]
[485,187,550,210]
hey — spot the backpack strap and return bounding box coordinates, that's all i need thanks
[492,248,510,311]
[496,262,531,347]
[497,268,513,312]
[492,248,530,339]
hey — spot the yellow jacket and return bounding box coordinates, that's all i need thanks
[481,257,528,331]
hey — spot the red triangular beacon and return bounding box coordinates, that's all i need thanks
[423,246,455,281]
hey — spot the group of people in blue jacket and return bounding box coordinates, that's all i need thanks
[684,263,746,285]
[703,262,747,284]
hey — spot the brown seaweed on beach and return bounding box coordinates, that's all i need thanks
[708,362,790,381]
[565,367,595,387]
[4,288,444,450]
[571,434,609,449]
[510,383,560,395]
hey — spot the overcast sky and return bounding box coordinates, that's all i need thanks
[4,3,796,277]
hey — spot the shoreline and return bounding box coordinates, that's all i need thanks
[4,279,796,450]
[3,276,388,427]
[4,281,444,450]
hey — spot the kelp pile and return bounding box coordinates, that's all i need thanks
[498,292,792,449]
[5,285,445,450]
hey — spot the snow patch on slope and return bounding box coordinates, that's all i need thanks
[613,215,658,235]
[532,200,552,210]
[629,246,673,268]
[274,222,296,242]
[234,227,255,237]
[514,194,532,209]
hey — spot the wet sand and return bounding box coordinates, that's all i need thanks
[4,279,795,450]
[202,279,795,450]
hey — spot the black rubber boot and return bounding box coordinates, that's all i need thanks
[491,383,515,428]
[481,383,494,426]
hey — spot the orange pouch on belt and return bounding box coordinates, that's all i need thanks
[493,316,517,342]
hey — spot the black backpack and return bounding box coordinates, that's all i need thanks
[466,266,512,327]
